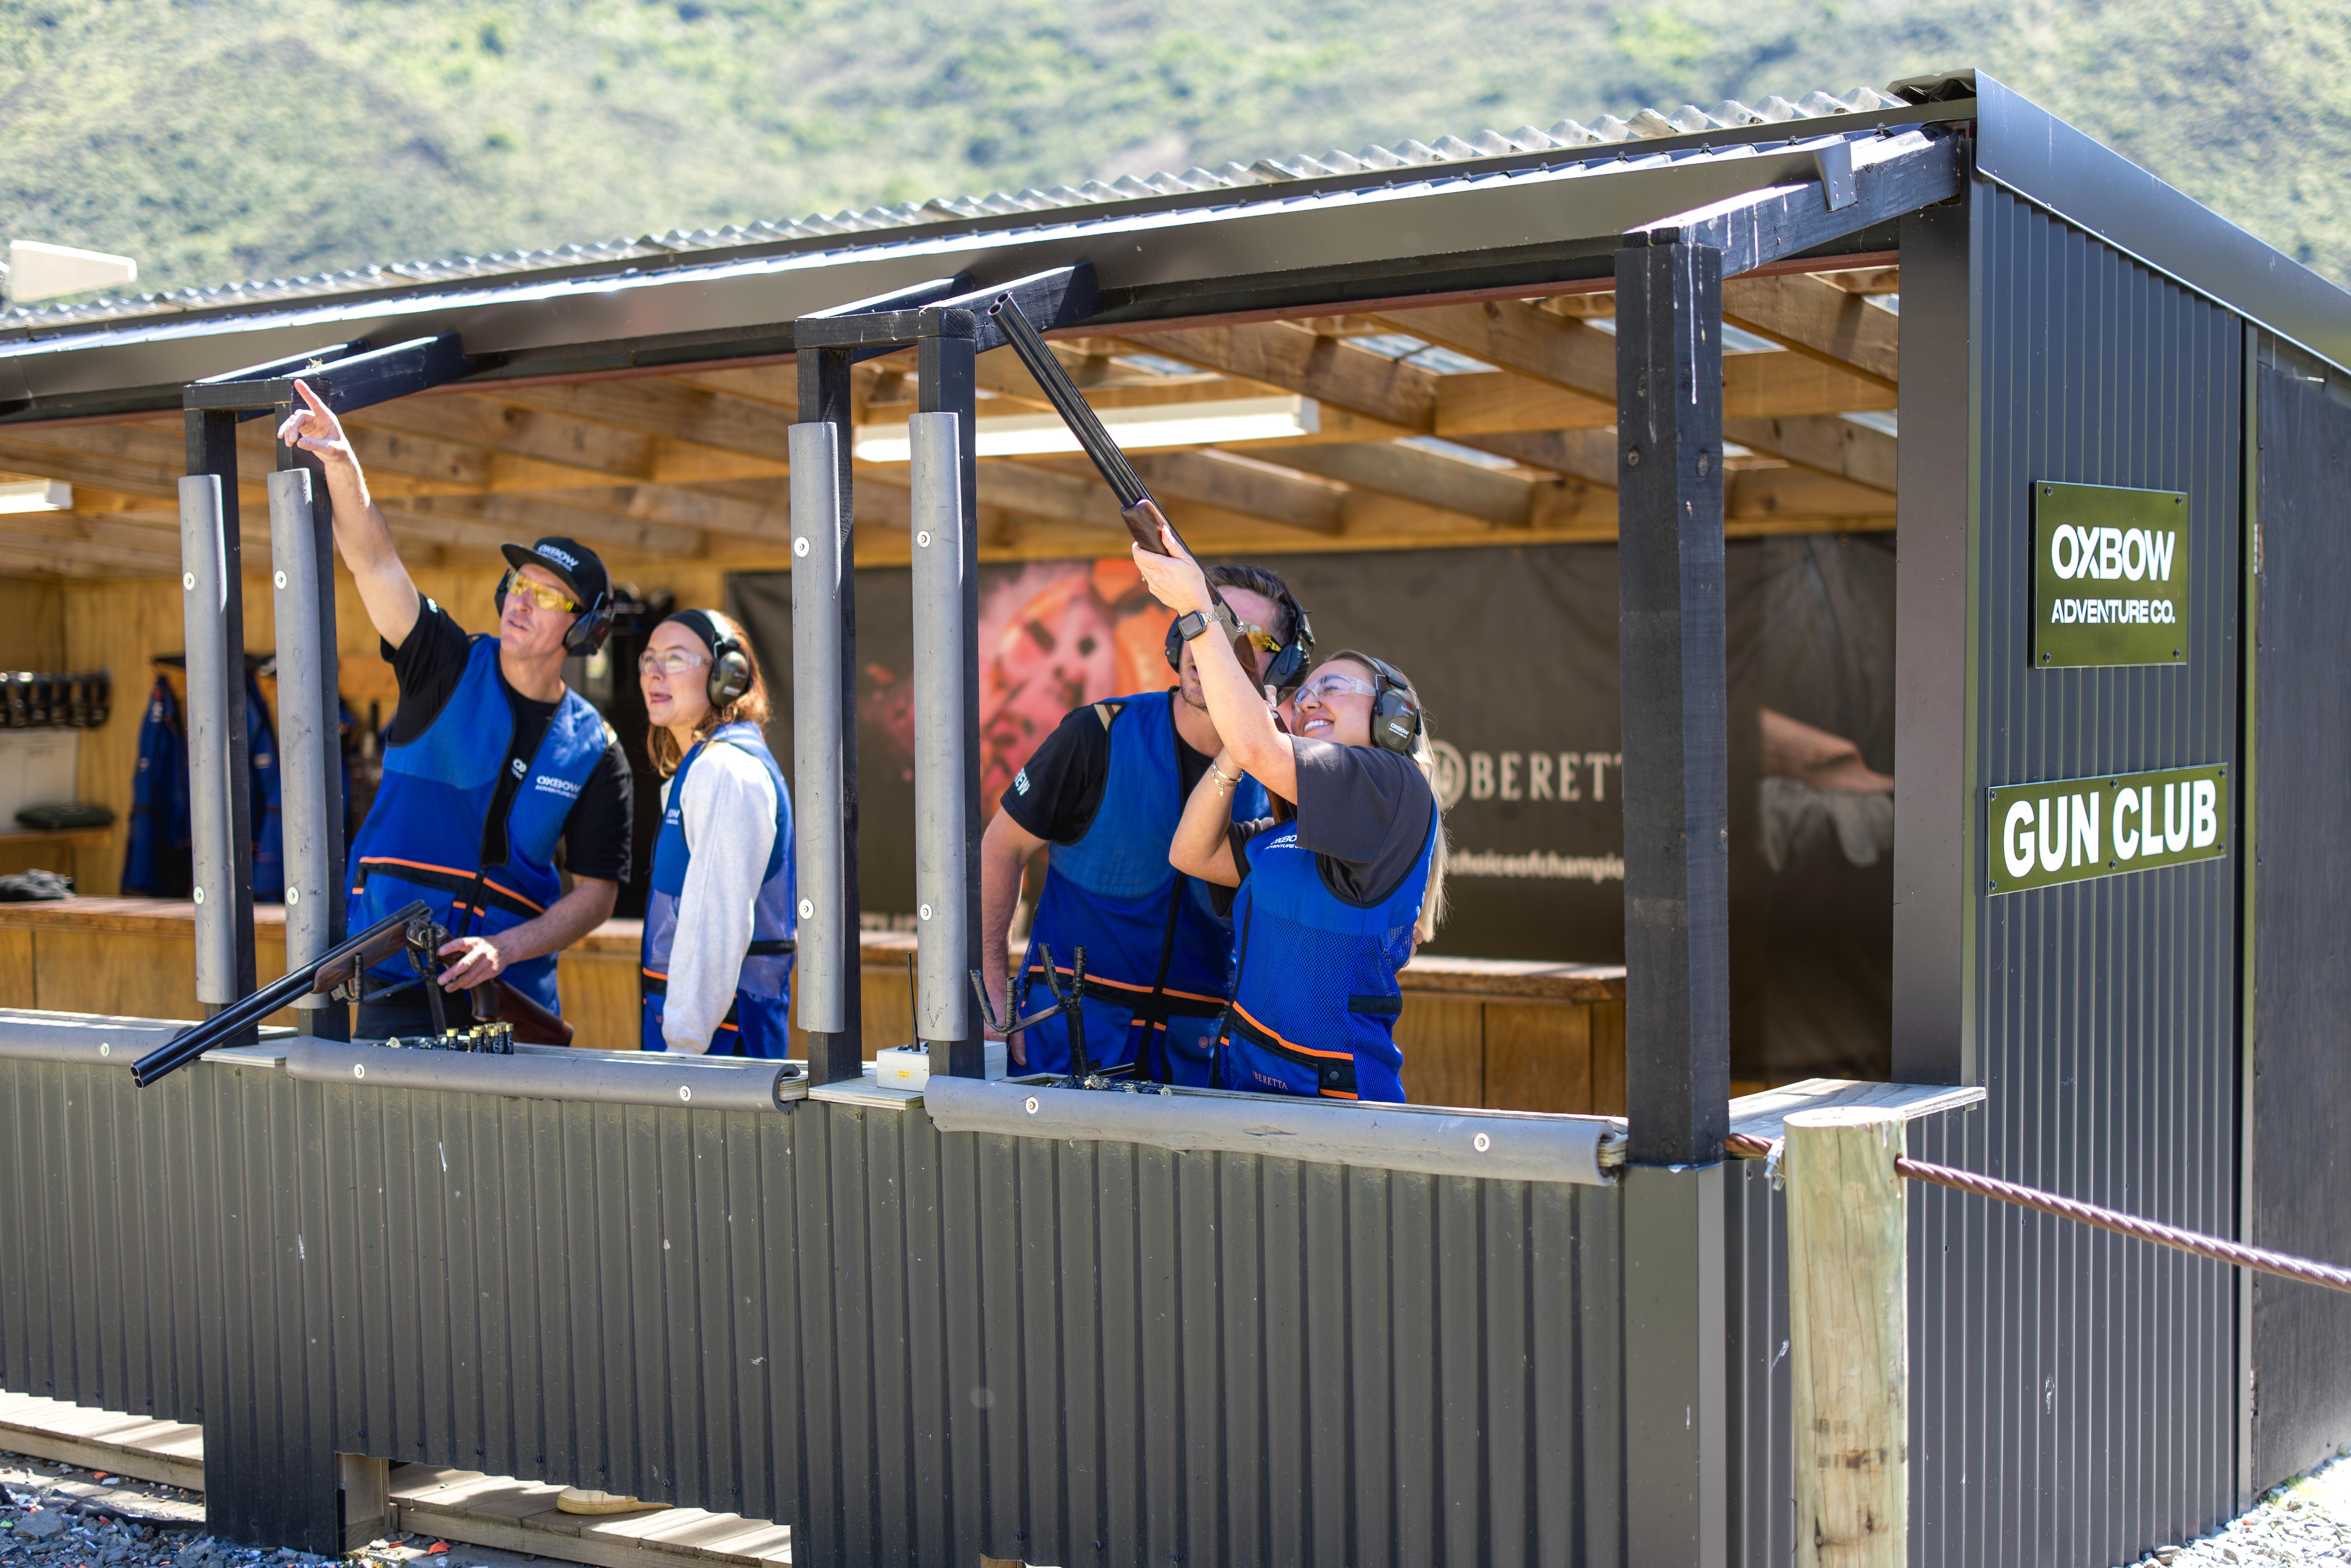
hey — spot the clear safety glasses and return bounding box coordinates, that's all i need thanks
[638,649,713,679]
[1289,671,1380,710]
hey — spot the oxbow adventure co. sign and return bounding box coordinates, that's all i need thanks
[1987,764,2228,894]
[2033,481,2190,667]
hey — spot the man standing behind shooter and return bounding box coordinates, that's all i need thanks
[276,381,634,1038]
[978,564,1310,1084]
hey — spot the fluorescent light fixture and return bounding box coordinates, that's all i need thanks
[0,480,70,514]
[852,395,1319,463]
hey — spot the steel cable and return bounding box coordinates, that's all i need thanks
[1725,1129,2351,1298]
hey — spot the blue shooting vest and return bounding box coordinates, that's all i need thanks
[346,637,609,1017]
[640,722,796,1058]
[1019,690,1266,1084]
[1216,813,1436,1104]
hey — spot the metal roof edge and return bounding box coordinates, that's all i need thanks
[0,99,1977,356]
[1971,72,2351,375]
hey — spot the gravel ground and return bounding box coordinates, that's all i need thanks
[6,1439,2345,1567]
[2146,1449,2351,1568]
[0,1453,549,1568]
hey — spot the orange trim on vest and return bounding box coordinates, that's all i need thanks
[358,856,550,916]
[1027,963,1226,1009]
[1229,1002,1353,1060]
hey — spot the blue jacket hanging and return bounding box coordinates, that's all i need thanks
[122,669,287,901]
[247,671,284,901]
[122,676,192,896]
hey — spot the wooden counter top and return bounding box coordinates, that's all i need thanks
[0,898,1625,1004]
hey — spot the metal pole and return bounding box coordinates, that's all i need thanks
[908,411,970,1051]
[1614,235,1730,1568]
[788,419,850,1049]
[917,315,986,1080]
[183,409,259,1018]
[267,467,334,1028]
[179,473,237,1010]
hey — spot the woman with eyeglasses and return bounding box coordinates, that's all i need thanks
[1135,525,1450,1103]
[636,610,797,1057]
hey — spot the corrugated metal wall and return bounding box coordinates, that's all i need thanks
[0,1052,337,1549]
[2248,350,2351,1487]
[1929,184,2243,1567]
[1728,183,2246,1568]
[6,1054,1631,1566]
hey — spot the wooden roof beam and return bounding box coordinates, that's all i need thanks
[1720,274,1899,388]
[480,378,801,466]
[1724,415,1896,494]
[382,493,704,557]
[1726,467,1896,522]
[348,394,788,489]
[1248,442,1539,529]
[1114,322,1440,431]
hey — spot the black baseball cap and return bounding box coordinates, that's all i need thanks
[500,537,609,615]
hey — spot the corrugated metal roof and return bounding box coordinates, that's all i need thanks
[2,86,1909,332]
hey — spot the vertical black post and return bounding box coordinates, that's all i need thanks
[1890,198,1976,1085]
[1614,235,1729,1568]
[918,312,987,1079]
[185,407,259,1014]
[1615,236,1730,1165]
[798,346,864,1083]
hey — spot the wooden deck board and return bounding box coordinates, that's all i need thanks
[390,1468,791,1567]
[0,1392,204,1491]
[0,1403,792,1568]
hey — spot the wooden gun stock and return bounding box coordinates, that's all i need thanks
[468,977,574,1048]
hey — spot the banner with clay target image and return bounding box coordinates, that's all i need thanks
[729,533,1898,1078]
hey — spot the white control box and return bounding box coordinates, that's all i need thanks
[869,1040,1007,1089]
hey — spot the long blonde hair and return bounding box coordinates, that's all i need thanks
[1320,651,1449,941]
[648,611,772,778]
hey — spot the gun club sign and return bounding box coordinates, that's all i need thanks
[1987,764,2228,895]
[2033,481,2190,668]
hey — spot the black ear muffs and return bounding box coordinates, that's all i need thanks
[1162,583,1316,692]
[1359,655,1423,755]
[497,570,613,657]
[564,591,613,657]
[705,624,752,709]
[673,609,752,710]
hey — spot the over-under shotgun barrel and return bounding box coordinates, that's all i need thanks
[130,899,433,1087]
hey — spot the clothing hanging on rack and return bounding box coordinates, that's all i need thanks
[122,663,284,900]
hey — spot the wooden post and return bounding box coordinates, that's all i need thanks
[337,1454,391,1552]
[1784,1106,1909,1568]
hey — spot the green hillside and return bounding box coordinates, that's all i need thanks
[2,0,2345,298]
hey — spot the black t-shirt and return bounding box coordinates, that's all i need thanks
[1229,739,1435,907]
[381,599,634,885]
[998,693,1213,844]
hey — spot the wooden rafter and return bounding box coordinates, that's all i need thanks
[1724,415,1897,493]
[1721,274,1900,388]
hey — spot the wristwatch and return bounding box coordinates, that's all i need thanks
[1176,604,1234,643]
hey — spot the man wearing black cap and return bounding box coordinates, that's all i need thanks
[278,380,634,1037]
